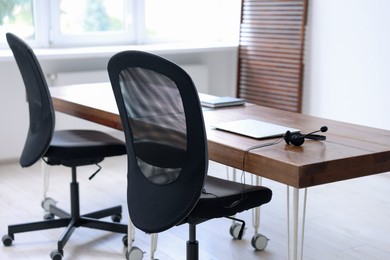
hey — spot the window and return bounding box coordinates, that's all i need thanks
[0,0,34,42]
[49,0,133,47]
[0,0,240,48]
[144,0,239,44]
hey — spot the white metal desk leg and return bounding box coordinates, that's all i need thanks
[250,175,269,251]
[287,186,290,260]
[300,188,307,260]
[287,187,307,260]
[227,167,243,239]
[292,188,299,260]
[126,219,144,260]
[227,167,238,229]
[150,233,158,259]
[42,159,50,201]
[127,219,135,250]
[252,175,262,235]
[41,159,56,211]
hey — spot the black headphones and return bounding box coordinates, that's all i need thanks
[284,126,328,146]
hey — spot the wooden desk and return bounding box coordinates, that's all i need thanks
[50,83,390,260]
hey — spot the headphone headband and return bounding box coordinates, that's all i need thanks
[284,126,328,146]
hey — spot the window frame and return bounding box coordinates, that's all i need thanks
[1,0,240,49]
[48,0,136,47]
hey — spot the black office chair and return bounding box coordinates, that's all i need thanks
[2,33,128,260]
[108,50,273,260]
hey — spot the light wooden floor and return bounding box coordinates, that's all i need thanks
[1,156,390,260]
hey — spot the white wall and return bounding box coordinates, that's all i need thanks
[0,47,237,161]
[303,0,390,130]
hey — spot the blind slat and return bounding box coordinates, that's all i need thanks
[237,0,308,112]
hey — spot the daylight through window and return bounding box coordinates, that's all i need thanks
[0,0,240,48]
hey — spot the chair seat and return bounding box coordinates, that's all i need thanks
[45,129,126,166]
[187,176,272,223]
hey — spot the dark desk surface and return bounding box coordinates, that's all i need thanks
[50,83,390,188]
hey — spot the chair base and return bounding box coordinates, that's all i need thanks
[186,240,199,260]
[3,167,127,259]
[4,205,127,258]
[5,204,127,236]
[187,224,199,260]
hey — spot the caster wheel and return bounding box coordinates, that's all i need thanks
[122,235,128,247]
[251,234,268,251]
[42,197,56,211]
[111,213,122,223]
[126,246,144,260]
[44,213,55,220]
[229,223,244,239]
[50,249,63,260]
[2,234,13,246]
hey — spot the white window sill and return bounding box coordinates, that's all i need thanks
[0,42,238,62]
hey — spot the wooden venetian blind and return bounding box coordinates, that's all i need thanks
[237,0,308,112]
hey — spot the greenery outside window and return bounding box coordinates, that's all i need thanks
[0,0,240,48]
[0,0,34,42]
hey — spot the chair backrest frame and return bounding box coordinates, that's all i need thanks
[108,51,208,233]
[6,33,55,167]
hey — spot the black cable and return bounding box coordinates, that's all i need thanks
[242,138,284,173]
[234,137,284,206]
[203,137,284,208]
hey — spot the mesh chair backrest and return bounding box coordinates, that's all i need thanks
[6,33,54,167]
[108,51,208,233]
[119,67,187,184]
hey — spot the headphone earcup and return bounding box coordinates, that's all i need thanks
[290,133,305,146]
[284,130,292,144]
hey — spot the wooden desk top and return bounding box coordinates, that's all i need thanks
[50,83,390,188]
